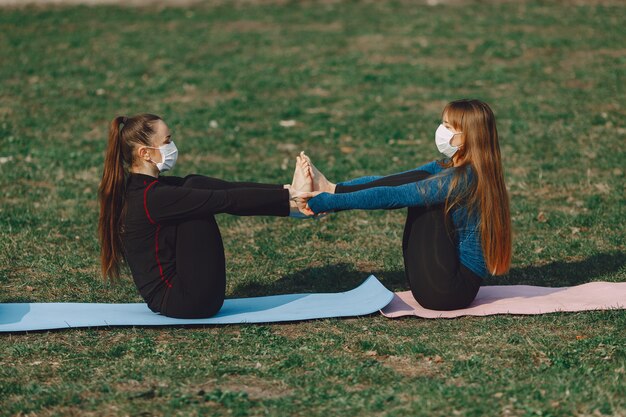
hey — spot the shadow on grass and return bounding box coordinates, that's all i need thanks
[232,262,410,297]
[232,252,625,296]
[490,251,626,287]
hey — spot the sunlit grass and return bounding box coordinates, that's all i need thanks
[0,1,624,415]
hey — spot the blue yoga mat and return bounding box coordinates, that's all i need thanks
[0,276,393,332]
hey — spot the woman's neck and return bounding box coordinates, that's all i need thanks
[130,164,159,178]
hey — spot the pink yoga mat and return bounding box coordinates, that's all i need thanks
[380,281,626,319]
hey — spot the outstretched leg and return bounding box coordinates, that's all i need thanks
[177,174,285,191]
[335,170,432,193]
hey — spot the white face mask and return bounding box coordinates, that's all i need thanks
[147,141,178,172]
[435,124,462,158]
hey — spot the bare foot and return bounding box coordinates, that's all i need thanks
[291,154,313,193]
[288,154,314,217]
[300,151,335,193]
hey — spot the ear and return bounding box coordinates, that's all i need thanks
[451,132,465,148]
[137,145,151,161]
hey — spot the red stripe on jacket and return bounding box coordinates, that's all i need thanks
[143,180,172,288]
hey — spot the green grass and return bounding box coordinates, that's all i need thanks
[0,0,625,415]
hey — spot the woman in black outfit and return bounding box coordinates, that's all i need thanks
[98,114,312,318]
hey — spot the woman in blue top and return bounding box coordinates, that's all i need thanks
[300,99,512,310]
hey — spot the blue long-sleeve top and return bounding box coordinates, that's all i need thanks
[307,159,489,279]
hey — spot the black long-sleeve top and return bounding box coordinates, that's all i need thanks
[120,172,290,312]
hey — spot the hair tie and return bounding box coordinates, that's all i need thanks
[119,116,128,133]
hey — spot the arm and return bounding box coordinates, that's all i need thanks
[308,169,457,214]
[145,182,289,223]
[336,160,444,187]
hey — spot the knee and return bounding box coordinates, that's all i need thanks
[407,204,445,223]
[412,170,433,181]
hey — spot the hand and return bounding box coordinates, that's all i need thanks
[298,191,326,217]
[292,191,315,217]
[300,191,323,201]
[290,190,316,217]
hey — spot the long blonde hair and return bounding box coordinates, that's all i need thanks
[97,113,162,281]
[439,99,512,275]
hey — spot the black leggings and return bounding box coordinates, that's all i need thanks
[160,176,287,318]
[335,170,483,310]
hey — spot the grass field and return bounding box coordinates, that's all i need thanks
[1,0,625,415]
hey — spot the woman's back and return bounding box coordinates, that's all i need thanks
[121,173,178,312]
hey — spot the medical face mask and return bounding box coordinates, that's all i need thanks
[435,124,462,158]
[147,141,178,172]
